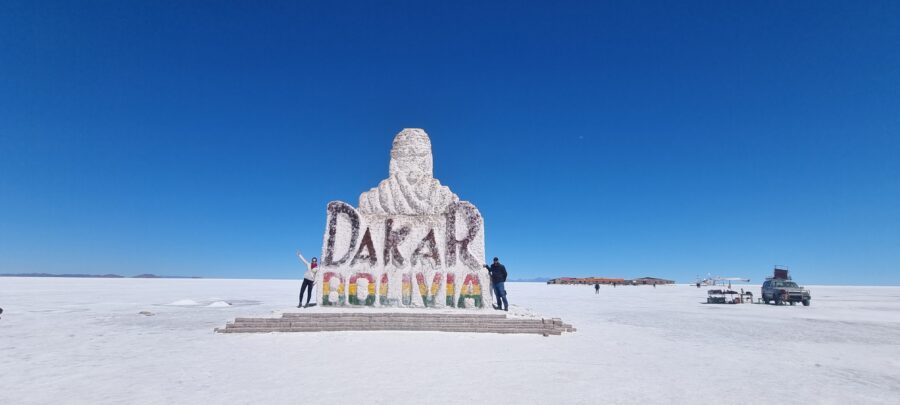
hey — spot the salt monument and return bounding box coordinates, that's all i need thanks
[318,128,491,308]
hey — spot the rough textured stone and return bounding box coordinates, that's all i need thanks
[359,129,459,215]
[317,129,490,308]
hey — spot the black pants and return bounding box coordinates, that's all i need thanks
[299,279,314,306]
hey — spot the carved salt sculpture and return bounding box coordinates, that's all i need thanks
[318,129,490,308]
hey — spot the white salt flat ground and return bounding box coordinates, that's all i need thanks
[1,278,899,405]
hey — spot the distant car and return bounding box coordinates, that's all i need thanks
[762,278,810,306]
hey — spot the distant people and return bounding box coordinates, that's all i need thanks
[653,283,656,288]
[594,283,600,294]
[296,249,319,308]
[0,307,3,320]
[484,257,508,311]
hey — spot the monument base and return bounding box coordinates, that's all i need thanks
[216,311,575,336]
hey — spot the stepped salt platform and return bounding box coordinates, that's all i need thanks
[216,312,576,336]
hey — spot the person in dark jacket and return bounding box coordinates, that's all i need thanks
[483,257,508,311]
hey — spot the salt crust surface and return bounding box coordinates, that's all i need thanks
[166,299,200,306]
[1,278,899,404]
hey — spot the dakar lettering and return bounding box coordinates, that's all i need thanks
[320,200,485,308]
[324,201,481,269]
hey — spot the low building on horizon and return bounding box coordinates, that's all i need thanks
[547,276,675,285]
[631,277,675,285]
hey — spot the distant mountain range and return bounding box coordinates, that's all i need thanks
[0,273,201,279]
[508,277,550,282]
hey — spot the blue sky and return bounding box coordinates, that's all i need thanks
[1,1,898,284]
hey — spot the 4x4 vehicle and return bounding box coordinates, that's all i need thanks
[761,268,811,306]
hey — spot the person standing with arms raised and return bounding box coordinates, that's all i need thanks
[296,249,319,308]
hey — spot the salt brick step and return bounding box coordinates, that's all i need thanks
[217,313,574,336]
[236,316,519,320]
[280,313,508,319]
[229,319,567,325]
[224,323,560,330]
[231,317,548,323]
[219,326,565,334]
[230,320,539,325]
[220,326,568,335]
[227,322,567,330]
